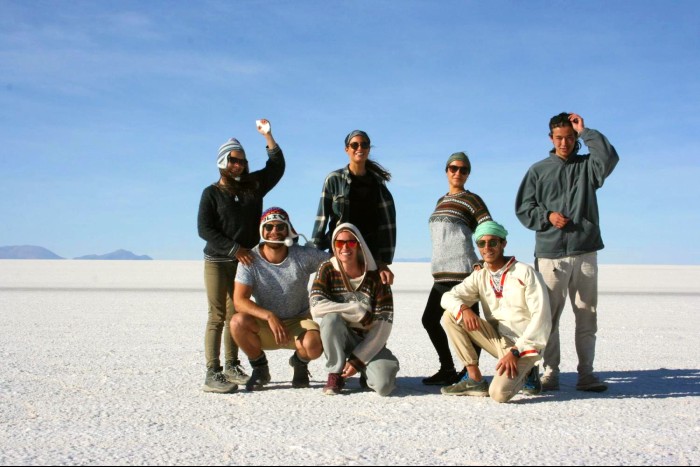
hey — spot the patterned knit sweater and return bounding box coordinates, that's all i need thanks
[429,190,491,282]
[310,258,393,366]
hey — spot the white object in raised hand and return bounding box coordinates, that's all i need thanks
[256,119,271,134]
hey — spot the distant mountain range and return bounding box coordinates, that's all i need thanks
[0,245,152,260]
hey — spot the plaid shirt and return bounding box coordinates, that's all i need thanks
[309,166,396,265]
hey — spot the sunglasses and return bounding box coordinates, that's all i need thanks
[228,157,248,166]
[447,165,469,175]
[263,223,287,232]
[476,239,502,248]
[334,239,359,249]
[348,142,370,150]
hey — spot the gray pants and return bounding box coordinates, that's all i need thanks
[203,261,239,369]
[320,314,399,396]
[536,252,598,380]
[442,311,539,403]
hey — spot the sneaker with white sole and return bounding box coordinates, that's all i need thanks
[323,373,345,395]
[441,374,489,397]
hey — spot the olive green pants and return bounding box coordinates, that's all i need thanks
[204,261,239,369]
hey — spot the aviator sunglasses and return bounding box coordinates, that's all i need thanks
[335,239,359,249]
[228,156,248,166]
[263,223,287,232]
[447,165,469,175]
[348,141,370,150]
[476,239,502,248]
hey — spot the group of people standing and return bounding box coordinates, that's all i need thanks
[197,112,619,403]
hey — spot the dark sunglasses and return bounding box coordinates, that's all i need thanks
[447,165,469,175]
[348,142,370,150]
[228,157,248,166]
[263,223,287,232]
[334,239,359,249]
[476,239,501,248]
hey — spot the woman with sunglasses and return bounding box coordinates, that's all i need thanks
[310,223,399,396]
[197,119,285,393]
[310,130,396,285]
[421,152,492,386]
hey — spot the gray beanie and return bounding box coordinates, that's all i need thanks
[446,152,471,173]
[217,138,246,169]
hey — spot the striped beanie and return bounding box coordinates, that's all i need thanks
[217,138,246,169]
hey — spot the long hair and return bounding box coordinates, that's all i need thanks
[216,168,258,199]
[366,160,391,182]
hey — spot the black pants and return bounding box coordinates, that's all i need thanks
[422,281,480,371]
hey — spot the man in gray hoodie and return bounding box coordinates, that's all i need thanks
[515,112,619,392]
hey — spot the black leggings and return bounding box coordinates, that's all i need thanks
[422,281,480,371]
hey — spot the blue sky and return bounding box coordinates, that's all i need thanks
[1,1,698,263]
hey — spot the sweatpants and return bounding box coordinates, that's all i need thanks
[442,311,539,403]
[320,313,399,396]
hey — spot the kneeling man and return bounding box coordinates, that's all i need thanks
[441,221,551,403]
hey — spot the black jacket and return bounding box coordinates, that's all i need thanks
[198,146,285,260]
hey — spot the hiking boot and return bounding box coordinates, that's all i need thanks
[245,364,271,391]
[576,374,608,393]
[521,366,542,395]
[289,353,311,389]
[441,374,489,397]
[202,368,238,394]
[422,368,459,386]
[224,361,249,385]
[541,373,560,391]
[323,373,345,395]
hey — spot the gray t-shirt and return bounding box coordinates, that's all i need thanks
[235,244,331,319]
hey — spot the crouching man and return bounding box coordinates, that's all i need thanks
[310,223,400,396]
[441,221,551,402]
[231,207,330,391]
